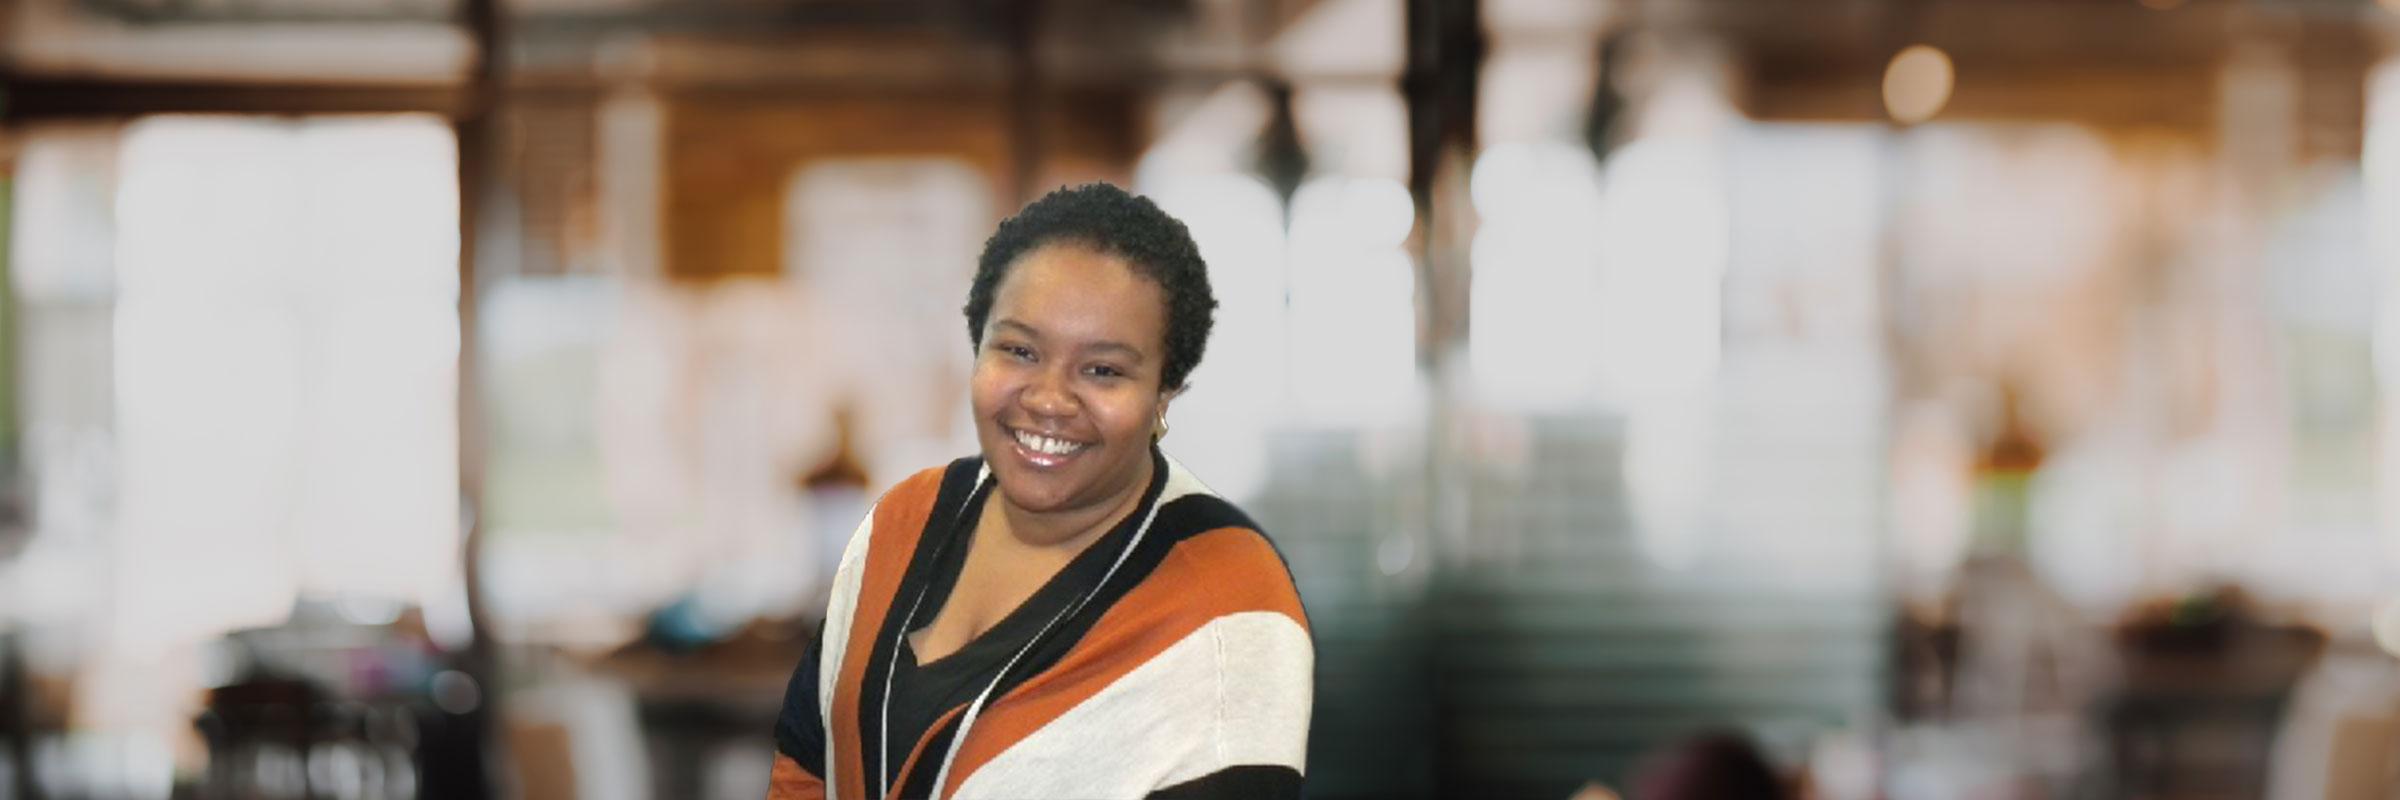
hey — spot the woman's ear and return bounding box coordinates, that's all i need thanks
[1154,385,1185,441]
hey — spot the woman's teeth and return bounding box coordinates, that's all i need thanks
[1015,430,1088,457]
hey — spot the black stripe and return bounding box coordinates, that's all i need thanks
[856,457,987,796]
[771,621,829,776]
[1144,765,1304,800]
[894,713,964,799]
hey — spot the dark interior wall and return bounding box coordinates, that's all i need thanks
[661,86,1144,281]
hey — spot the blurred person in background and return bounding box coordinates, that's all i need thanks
[764,183,1313,800]
[1629,731,1789,800]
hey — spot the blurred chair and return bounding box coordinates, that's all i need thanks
[2,629,36,800]
[506,676,650,800]
[197,674,448,800]
[2106,589,2323,799]
[196,675,324,799]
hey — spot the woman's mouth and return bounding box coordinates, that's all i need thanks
[1009,427,1091,468]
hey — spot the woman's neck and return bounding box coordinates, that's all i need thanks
[993,454,1155,551]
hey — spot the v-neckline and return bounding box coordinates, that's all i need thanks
[904,448,1171,668]
[903,474,1130,671]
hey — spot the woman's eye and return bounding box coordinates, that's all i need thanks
[998,344,1034,361]
[1085,364,1125,379]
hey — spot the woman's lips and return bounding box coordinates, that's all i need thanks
[1009,426,1091,469]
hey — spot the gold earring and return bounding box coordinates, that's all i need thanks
[1154,414,1169,441]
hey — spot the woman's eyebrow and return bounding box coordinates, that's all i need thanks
[995,319,1147,362]
[1085,341,1147,362]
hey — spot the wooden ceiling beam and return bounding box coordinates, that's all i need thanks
[0,75,468,121]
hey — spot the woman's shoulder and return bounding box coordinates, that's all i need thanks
[1139,460,1306,629]
[1145,517,1301,618]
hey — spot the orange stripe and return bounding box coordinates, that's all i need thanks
[829,466,950,800]
[939,526,1307,797]
[767,753,826,800]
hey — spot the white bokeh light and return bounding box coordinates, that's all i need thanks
[1469,141,1607,411]
[1145,173,1289,501]
[1287,175,1423,427]
[1594,138,1729,407]
[112,115,460,652]
[1468,136,1729,412]
[2370,57,2400,576]
[1883,45,1955,125]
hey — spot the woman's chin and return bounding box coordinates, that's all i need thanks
[994,478,1079,515]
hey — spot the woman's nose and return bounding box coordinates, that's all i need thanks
[1021,367,1077,417]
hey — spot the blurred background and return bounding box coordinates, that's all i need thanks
[1,0,2399,798]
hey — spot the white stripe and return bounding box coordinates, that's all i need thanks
[816,499,880,800]
[950,612,1313,799]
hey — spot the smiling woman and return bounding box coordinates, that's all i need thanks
[766,183,1314,800]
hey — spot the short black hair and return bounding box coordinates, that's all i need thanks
[964,182,1217,392]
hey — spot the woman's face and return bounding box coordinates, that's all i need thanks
[971,244,1172,518]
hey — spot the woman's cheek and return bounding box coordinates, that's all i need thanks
[1094,391,1149,438]
[969,370,1009,416]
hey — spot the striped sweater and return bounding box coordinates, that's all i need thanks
[768,449,1313,800]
